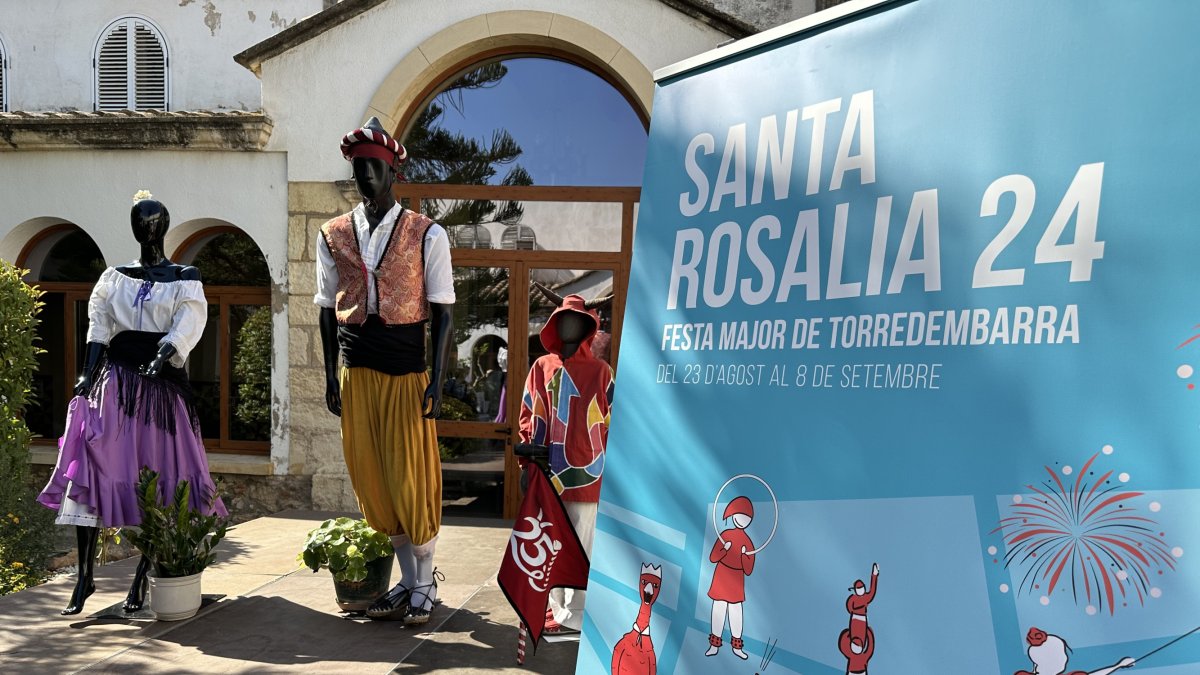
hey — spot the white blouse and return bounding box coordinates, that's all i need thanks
[85,267,208,368]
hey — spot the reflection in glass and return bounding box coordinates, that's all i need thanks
[439,265,509,518]
[527,268,615,370]
[441,199,622,253]
[442,266,509,425]
[231,304,271,441]
[28,227,105,440]
[192,232,270,287]
[26,293,65,440]
[190,305,221,440]
[406,57,646,187]
[39,230,106,283]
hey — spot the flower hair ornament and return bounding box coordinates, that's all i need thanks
[1026,627,1048,647]
[133,189,153,203]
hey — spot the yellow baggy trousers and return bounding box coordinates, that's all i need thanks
[339,367,441,544]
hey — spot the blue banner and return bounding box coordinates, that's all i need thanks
[581,1,1200,673]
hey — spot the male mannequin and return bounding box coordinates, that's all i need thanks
[315,118,455,625]
[518,285,614,634]
[39,197,223,615]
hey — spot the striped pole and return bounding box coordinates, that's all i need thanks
[517,622,528,665]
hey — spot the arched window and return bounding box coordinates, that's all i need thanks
[398,53,645,517]
[177,228,272,453]
[95,16,168,111]
[21,226,106,442]
[0,35,8,113]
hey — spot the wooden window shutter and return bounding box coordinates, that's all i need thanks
[95,18,167,111]
[133,21,166,110]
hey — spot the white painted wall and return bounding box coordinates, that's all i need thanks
[257,0,730,182]
[0,150,288,278]
[0,0,324,112]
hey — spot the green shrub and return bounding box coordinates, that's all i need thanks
[121,468,229,578]
[0,261,54,595]
[298,517,392,583]
[437,396,480,460]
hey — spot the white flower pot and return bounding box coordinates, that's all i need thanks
[149,572,203,621]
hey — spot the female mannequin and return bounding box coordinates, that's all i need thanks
[38,195,227,615]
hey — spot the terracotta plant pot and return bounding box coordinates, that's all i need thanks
[333,555,393,611]
[149,572,203,621]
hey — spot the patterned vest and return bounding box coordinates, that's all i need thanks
[319,209,433,326]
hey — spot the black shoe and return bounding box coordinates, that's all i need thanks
[402,569,444,626]
[366,583,410,621]
[61,579,95,616]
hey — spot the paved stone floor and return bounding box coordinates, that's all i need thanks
[0,511,580,674]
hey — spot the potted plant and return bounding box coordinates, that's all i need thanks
[298,517,393,612]
[122,467,228,621]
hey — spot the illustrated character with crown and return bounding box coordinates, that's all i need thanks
[612,563,663,675]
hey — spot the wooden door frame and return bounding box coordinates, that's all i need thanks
[396,183,637,517]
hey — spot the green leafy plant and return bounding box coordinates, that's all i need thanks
[298,517,392,583]
[0,262,54,595]
[122,468,229,578]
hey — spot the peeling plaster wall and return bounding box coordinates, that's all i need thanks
[259,0,732,182]
[0,0,323,112]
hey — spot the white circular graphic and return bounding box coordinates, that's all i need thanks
[987,546,997,556]
[1178,364,1194,379]
[1172,547,1184,558]
[1150,501,1162,512]
[711,474,779,555]
[1062,465,1073,475]
[1013,495,1023,504]
[1086,605,1097,615]
[1039,595,1050,606]
[1116,570,1129,581]
[1102,444,1114,455]
[1119,472,1130,483]
[1151,587,1163,598]
[999,584,1009,593]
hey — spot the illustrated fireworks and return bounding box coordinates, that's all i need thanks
[991,450,1179,616]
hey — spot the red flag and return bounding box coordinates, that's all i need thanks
[498,464,591,652]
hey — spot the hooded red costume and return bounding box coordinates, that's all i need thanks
[519,294,615,503]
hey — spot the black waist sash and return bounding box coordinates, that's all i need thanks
[93,331,198,436]
[338,314,427,376]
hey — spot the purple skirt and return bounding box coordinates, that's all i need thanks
[37,362,228,528]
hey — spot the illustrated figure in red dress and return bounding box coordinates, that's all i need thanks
[705,496,756,660]
[1016,627,1135,675]
[611,563,662,675]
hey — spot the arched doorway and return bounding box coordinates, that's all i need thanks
[19,225,106,443]
[395,52,646,517]
[173,226,272,454]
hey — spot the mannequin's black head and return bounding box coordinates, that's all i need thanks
[352,157,396,203]
[131,199,170,244]
[556,311,590,345]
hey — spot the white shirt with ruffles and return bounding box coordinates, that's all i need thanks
[313,202,456,312]
[85,266,207,368]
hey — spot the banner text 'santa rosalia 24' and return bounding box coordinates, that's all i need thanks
[579,0,1200,673]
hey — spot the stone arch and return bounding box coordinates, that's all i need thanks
[362,11,653,138]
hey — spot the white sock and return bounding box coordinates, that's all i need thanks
[410,535,438,610]
[390,533,416,588]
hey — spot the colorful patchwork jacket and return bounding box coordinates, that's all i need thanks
[519,295,615,503]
